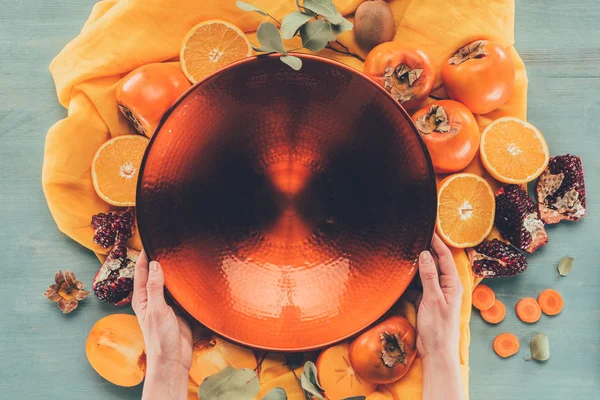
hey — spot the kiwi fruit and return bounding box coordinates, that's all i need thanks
[354,0,395,51]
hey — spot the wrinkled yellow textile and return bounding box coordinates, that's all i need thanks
[44,0,526,398]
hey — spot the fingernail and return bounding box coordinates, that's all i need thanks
[150,261,159,273]
[419,251,433,264]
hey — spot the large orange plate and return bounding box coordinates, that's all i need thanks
[137,54,436,351]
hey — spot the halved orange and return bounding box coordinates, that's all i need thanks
[480,117,549,184]
[436,173,495,248]
[92,135,149,206]
[180,20,252,83]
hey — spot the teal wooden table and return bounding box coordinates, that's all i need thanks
[1,1,598,399]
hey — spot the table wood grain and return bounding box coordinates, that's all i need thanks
[0,1,598,398]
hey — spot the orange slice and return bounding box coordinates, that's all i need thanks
[91,135,149,206]
[436,173,495,248]
[180,20,252,83]
[480,117,549,184]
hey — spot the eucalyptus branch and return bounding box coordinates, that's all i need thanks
[326,40,365,62]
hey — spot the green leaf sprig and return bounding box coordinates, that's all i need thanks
[236,0,362,70]
[198,367,288,400]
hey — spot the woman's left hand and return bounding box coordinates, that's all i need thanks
[132,251,193,400]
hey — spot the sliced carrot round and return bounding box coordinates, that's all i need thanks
[537,289,564,316]
[480,299,506,324]
[493,332,520,358]
[472,284,496,311]
[515,297,541,323]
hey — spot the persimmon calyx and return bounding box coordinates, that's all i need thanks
[448,40,487,65]
[380,332,408,368]
[415,105,450,134]
[383,64,423,103]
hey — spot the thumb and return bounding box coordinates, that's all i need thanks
[146,261,167,309]
[418,251,442,299]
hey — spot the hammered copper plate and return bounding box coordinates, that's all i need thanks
[137,54,436,351]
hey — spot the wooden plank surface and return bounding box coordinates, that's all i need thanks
[0,0,598,398]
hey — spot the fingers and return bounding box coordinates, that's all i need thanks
[418,250,443,299]
[146,260,167,309]
[132,250,149,313]
[431,235,463,296]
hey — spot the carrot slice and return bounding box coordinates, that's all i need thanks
[472,284,496,311]
[480,299,506,324]
[493,333,520,358]
[537,289,564,316]
[515,297,541,323]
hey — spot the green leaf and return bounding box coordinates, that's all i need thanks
[300,361,325,400]
[529,333,550,361]
[262,387,288,400]
[342,397,367,400]
[280,55,302,70]
[557,256,574,277]
[236,1,268,16]
[303,0,343,24]
[300,20,332,52]
[198,367,260,400]
[328,17,353,41]
[255,22,287,53]
[281,11,313,39]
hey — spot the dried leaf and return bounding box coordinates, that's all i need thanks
[528,333,550,361]
[281,11,313,39]
[255,22,287,54]
[198,367,259,400]
[303,0,343,24]
[300,20,332,52]
[557,256,574,277]
[300,361,325,400]
[280,55,302,70]
[236,1,268,16]
[262,387,288,400]
[284,353,304,370]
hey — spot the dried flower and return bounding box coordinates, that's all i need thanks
[43,270,89,314]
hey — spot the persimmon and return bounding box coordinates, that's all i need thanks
[188,334,257,385]
[116,63,191,137]
[348,316,417,384]
[441,40,515,114]
[412,100,480,173]
[537,289,564,316]
[85,314,146,387]
[364,43,435,110]
[516,297,542,323]
[316,342,377,399]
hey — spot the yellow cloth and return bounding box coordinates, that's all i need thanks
[44,0,526,398]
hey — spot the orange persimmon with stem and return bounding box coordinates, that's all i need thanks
[493,332,520,358]
[116,63,191,137]
[480,299,506,324]
[537,289,564,316]
[412,100,480,173]
[472,284,495,311]
[441,40,515,114]
[363,43,435,110]
[348,316,417,384]
[516,297,542,323]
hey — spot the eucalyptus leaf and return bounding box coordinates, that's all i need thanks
[300,361,325,400]
[300,20,332,52]
[328,17,353,41]
[342,397,367,400]
[281,11,313,39]
[255,22,287,53]
[557,256,574,277]
[280,55,302,70]
[198,367,260,400]
[262,387,288,400]
[236,1,268,16]
[303,0,344,24]
[529,333,550,361]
